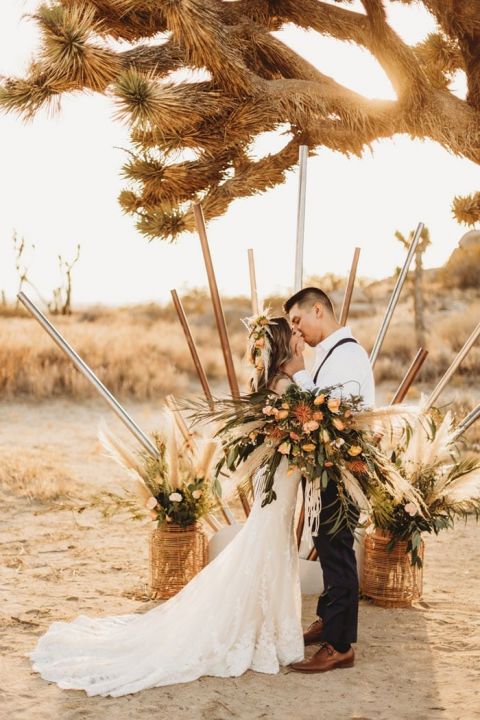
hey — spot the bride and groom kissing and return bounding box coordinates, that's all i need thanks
[30,286,375,696]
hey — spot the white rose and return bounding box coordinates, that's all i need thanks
[169,492,183,502]
[192,490,202,500]
[146,496,158,510]
[404,502,418,516]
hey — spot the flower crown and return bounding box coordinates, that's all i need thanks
[242,308,277,390]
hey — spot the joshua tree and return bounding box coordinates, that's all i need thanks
[1,1,480,242]
[49,244,81,315]
[11,231,49,307]
[395,225,431,348]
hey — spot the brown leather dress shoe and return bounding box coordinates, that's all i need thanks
[290,642,355,673]
[303,618,324,646]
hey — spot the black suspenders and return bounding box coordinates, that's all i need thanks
[313,338,359,384]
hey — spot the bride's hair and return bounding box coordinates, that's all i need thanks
[250,316,293,392]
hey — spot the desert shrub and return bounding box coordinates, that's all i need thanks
[0,447,74,501]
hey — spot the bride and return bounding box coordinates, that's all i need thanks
[29,316,306,696]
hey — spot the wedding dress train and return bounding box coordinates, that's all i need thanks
[29,458,304,696]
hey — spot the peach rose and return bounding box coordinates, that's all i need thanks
[278,442,291,455]
[332,418,345,431]
[302,443,316,453]
[314,394,326,406]
[146,496,158,510]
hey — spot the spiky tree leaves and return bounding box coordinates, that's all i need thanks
[1,0,480,241]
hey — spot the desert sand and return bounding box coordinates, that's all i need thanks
[1,399,479,720]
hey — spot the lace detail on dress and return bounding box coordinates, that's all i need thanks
[29,457,304,696]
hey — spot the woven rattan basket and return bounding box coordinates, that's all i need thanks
[149,522,208,599]
[361,528,424,608]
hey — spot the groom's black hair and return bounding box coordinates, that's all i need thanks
[283,287,334,315]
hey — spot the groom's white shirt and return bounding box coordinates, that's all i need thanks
[293,326,375,407]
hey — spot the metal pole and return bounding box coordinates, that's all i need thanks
[248,249,260,316]
[171,289,214,407]
[424,320,480,411]
[294,145,308,293]
[193,204,240,398]
[17,291,159,458]
[390,348,429,404]
[339,247,361,326]
[452,403,480,442]
[370,222,424,368]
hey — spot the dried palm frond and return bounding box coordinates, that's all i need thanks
[98,419,141,475]
[341,468,371,513]
[195,439,219,480]
[352,404,421,441]
[162,410,180,491]
[401,412,456,478]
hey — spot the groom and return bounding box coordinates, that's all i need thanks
[284,287,375,673]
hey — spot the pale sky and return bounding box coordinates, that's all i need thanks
[0,1,478,306]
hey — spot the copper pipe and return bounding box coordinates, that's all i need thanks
[339,247,361,326]
[237,487,251,517]
[248,249,260,315]
[424,320,480,411]
[193,204,240,398]
[307,547,318,562]
[390,348,429,404]
[171,289,214,407]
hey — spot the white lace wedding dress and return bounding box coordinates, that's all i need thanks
[29,458,304,696]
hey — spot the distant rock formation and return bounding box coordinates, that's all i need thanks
[459,229,480,249]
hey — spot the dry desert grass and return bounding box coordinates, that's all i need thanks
[0,286,479,411]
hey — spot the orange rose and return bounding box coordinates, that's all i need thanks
[277,409,289,420]
[327,398,341,413]
[302,443,316,452]
[347,445,363,457]
[332,418,345,431]
[314,394,325,405]
[290,431,300,441]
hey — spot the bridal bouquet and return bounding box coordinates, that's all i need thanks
[99,414,218,528]
[190,384,422,534]
[372,413,480,565]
